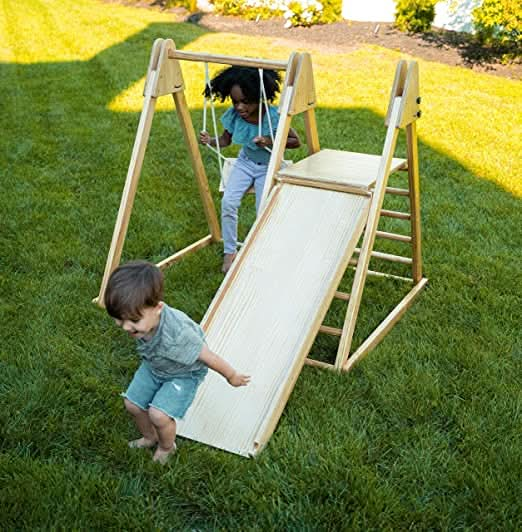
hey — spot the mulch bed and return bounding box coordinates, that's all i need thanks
[106,1,522,80]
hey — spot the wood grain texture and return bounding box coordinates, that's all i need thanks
[177,184,369,456]
[278,149,406,189]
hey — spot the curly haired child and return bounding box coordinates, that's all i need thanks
[199,66,301,273]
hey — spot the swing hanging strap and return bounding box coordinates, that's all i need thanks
[203,63,225,174]
[258,68,275,152]
[202,65,275,164]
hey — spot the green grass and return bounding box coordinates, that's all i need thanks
[1,0,521,529]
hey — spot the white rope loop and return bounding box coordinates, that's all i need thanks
[202,65,277,183]
[258,68,275,153]
[203,63,226,174]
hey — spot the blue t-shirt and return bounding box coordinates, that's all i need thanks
[221,105,280,164]
[136,304,208,379]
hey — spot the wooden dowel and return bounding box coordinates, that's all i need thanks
[354,248,413,265]
[376,230,412,243]
[304,358,336,370]
[343,277,428,371]
[168,49,288,70]
[347,266,413,282]
[319,325,343,336]
[381,209,411,220]
[334,290,350,301]
[156,235,213,270]
[385,186,410,196]
[366,269,413,282]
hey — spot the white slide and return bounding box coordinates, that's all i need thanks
[178,184,370,456]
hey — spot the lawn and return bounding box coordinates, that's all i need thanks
[1,0,521,529]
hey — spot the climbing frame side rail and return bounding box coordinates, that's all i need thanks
[336,60,427,370]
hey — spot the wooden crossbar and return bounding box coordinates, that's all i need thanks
[156,235,213,270]
[376,230,412,243]
[167,49,289,70]
[381,209,411,220]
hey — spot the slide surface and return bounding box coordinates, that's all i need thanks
[178,184,370,456]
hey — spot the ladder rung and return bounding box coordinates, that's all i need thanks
[376,230,412,243]
[348,266,414,282]
[381,209,411,220]
[319,325,343,337]
[385,186,410,196]
[334,290,350,301]
[304,358,336,370]
[354,248,413,265]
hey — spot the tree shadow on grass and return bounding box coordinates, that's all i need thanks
[419,27,521,66]
[1,18,520,346]
[0,18,522,528]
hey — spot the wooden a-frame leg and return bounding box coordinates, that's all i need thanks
[259,86,294,211]
[406,122,423,283]
[303,107,320,154]
[343,277,428,371]
[95,93,157,306]
[172,90,221,242]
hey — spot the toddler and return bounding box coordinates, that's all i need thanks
[105,260,250,464]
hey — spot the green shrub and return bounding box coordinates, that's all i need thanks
[472,0,522,46]
[211,0,341,26]
[394,0,437,33]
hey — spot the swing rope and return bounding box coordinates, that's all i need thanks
[202,65,275,179]
[203,63,224,175]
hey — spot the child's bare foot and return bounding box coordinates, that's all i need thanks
[152,443,177,465]
[128,437,157,449]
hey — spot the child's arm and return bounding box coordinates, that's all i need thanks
[199,129,232,149]
[253,127,301,150]
[198,344,251,387]
[286,127,301,149]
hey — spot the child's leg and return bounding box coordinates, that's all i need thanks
[221,155,255,255]
[148,370,207,463]
[122,363,161,448]
[253,164,270,215]
[124,399,158,447]
[148,407,177,464]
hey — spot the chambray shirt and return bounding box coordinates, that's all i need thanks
[221,105,280,164]
[136,304,207,379]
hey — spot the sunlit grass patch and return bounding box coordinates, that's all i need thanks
[1,0,521,529]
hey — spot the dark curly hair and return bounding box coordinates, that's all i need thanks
[204,66,281,103]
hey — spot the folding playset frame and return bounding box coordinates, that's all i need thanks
[94,38,428,455]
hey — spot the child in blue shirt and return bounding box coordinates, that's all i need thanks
[199,66,301,273]
[105,260,250,464]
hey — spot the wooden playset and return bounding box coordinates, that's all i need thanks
[94,38,427,456]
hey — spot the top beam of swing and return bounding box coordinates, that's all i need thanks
[167,49,289,71]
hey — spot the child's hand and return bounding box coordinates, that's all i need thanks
[228,372,251,387]
[200,131,211,145]
[253,135,271,149]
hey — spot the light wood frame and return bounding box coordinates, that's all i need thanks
[93,39,299,306]
[94,39,427,377]
[261,55,428,372]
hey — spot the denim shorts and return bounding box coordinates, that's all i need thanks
[122,362,208,420]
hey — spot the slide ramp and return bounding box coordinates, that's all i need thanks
[177,184,370,456]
